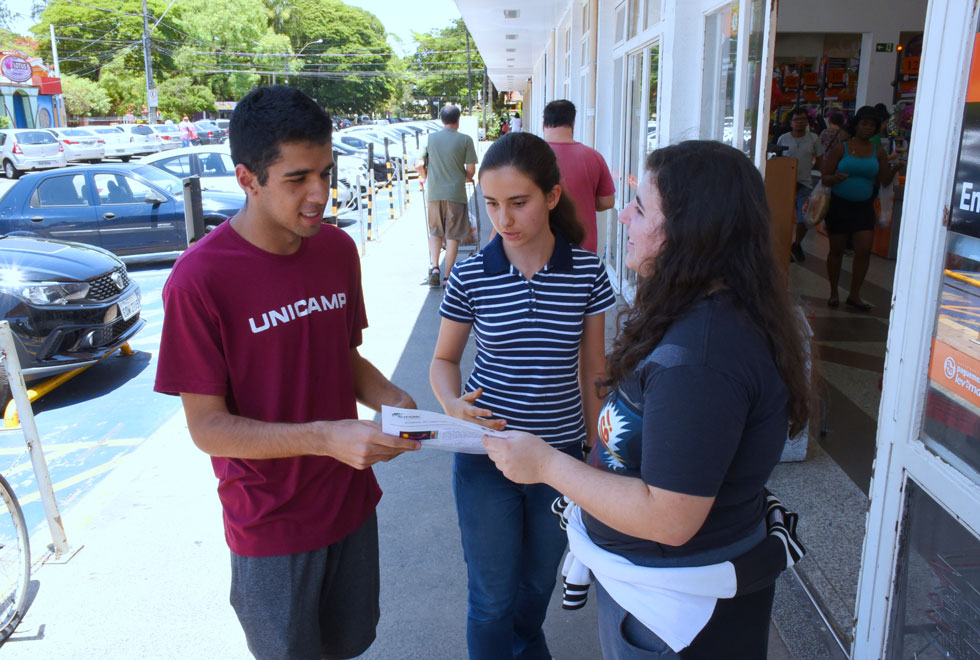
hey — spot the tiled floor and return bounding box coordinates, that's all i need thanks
[768,228,898,658]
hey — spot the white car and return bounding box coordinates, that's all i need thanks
[114,124,162,156]
[0,129,68,178]
[149,124,182,151]
[137,144,357,215]
[86,125,143,161]
[44,127,106,163]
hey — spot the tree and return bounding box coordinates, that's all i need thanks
[281,0,395,117]
[173,0,292,101]
[31,0,185,81]
[98,54,147,115]
[411,19,488,116]
[157,75,216,119]
[62,73,111,117]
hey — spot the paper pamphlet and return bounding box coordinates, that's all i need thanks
[381,405,506,454]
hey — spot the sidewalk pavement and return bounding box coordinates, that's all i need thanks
[5,192,793,658]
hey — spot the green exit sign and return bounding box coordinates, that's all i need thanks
[876,43,894,52]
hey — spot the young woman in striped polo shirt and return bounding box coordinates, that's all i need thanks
[430,132,617,660]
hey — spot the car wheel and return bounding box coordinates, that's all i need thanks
[2,160,20,179]
[120,156,131,163]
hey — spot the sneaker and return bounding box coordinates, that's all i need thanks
[427,266,441,288]
[791,242,805,262]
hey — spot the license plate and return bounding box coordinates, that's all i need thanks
[36,160,54,166]
[118,293,140,320]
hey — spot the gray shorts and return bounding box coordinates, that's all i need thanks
[229,512,380,660]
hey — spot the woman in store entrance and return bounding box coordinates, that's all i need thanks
[430,131,616,660]
[481,140,810,659]
[821,104,901,311]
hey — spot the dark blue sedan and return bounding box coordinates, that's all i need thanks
[0,164,244,263]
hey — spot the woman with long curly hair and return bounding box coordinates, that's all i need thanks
[484,140,810,659]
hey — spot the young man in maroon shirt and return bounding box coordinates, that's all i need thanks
[155,86,419,659]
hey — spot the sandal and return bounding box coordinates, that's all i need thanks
[845,298,873,312]
[827,297,840,308]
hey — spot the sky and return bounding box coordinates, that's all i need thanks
[4,0,463,56]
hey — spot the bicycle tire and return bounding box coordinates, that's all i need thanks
[0,473,29,643]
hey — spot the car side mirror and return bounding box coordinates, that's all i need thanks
[144,190,167,205]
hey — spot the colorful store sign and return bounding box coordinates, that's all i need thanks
[0,55,32,83]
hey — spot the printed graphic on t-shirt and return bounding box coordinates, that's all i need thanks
[596,391,641,472]
[248,291,348,334]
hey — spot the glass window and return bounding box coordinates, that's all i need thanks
[700,2,739,146]
[34,174,89,207]
[923,20,980,484]
[615,3,627,43]
[95,173,153,205]
[156,155,193,178]
[628,0,642,40]
[131,125,152,135]
[200,152,234,176]
[645,0,662,28]
[648,45,660,156]
[886,479,980,658]
[583,1,590,31]
[741,0,765,157]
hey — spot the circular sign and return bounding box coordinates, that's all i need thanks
[1,56,33,83]
[944,356,957,380]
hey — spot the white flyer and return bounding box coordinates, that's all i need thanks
[381,405,507,454]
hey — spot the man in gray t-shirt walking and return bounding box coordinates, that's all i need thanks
[416,105,478,287]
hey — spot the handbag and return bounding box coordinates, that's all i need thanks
[874,180,895,227]
[802,182,831,227]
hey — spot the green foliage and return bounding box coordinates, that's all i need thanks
[157,75,216,117]
[98,55,146,115]
[0,116,10,130]
[484,112,503,141]
[282,0,394,116]
[411,19,486,111]
[32,0,184,80]
[173,0,288,101]
[62,73,111,117]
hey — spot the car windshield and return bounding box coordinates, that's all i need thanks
[153,125,179,133]
[62,128,94,137]
[131,125,153,135]
[133,165,181,195]
[17,131,57,145]
[93,127,123,134]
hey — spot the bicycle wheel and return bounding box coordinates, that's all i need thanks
[0,473,29,643]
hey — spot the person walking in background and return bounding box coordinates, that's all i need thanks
[509,112,522,133]
[415,105,478,288]
[821,105,902,311]
[483,140,810,660]
[819,112,848,150]
[543,100,616,254]
[155,86,420,660]
[430,132,615,660]
[178,115,196,148]
[777,107,824,263]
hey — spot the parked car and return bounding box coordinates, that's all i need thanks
[0,129,68,179]
[86,126,143,162]
[194,120,227,145]
[138,144,359,214]
[44,127,106,163]
[0,234,144,401]
[149,123,182,151]
[215,119,230,132]
[333,131,404,183]
[114,124,161,156]
[0,164,244,263]
[332,140,388,183]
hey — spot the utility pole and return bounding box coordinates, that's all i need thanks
[466,31,472,114]
[142,0,157,123]
[49,24,66,127]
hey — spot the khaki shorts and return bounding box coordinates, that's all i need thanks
[428,200,470,241]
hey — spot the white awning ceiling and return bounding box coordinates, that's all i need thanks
[454,0,569,91]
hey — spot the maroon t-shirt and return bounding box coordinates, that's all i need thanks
[154,221,379,557]
[549,141,616,253]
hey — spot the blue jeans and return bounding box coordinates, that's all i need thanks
[453,448,580,660]
[794,184,811,225]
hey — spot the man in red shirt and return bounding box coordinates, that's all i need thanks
[543,100,616,253]
[154,85,419,659]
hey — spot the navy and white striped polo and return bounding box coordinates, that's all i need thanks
[439,232,617,447]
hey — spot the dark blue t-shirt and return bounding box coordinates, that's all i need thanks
[582,292,790,563]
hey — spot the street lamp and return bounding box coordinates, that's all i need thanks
[282,38,323,86]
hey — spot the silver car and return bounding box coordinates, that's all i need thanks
[114,124,161,156]
[45,127,106,163]
[87,126,143,162]
[0,129,68,179]
[149,124,182,151]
